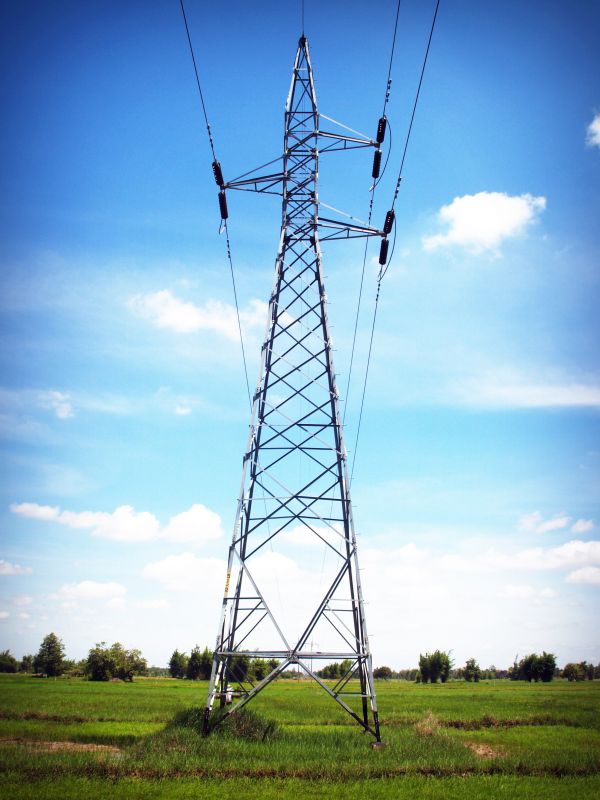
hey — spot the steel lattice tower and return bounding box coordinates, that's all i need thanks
[204,36,386,741]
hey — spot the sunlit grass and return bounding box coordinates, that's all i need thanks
[1,674,599,798]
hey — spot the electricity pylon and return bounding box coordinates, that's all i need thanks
[204,35,388,742]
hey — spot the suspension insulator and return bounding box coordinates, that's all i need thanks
[212,160,224,187]
[383,209,395,235]
[379,238,389,266]
[218,190,228,220]
[372,149,382,179]
[376,116,387,144]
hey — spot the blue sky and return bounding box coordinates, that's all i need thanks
[1,0,599,669]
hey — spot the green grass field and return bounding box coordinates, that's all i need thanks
[1,674,599,798]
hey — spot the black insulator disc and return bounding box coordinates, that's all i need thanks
[383,209,395,235]
[212,160,224,187]
[372,149,382,179]
[218,190,228,220]
[379,238,389,266]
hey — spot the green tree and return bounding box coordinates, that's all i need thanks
[0,650,18,673]
[34,633,66,677]
[110,644,146,681]
[169,649,188,678]
[198,647,213,680]
[230,652,250,682]
[19,654,34,673]
[463,658,481,682]
[420,651,452,683]
[418,653,431,683]
[186,646,203,680]
[538,652,557,682]
[86,642,147,681]
[86,642,114,681]
[562,662,586,682]
[373,666,393,680]
[251,658,267,681]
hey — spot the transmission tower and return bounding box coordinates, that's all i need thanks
[204,35,390,742]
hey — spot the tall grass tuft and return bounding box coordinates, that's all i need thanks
[415,711,442,737]
[169,706,280,742]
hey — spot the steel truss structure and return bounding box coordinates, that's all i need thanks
[204,36,385,741]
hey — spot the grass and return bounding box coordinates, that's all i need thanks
[0,674,599,798]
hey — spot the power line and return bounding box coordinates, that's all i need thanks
[179,0,252,408]
[389,0,441,216]
[349,0,441,482]
[342,0,402,425]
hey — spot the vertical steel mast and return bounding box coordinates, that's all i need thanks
[204,36,386,741]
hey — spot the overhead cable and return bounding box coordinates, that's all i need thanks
[179,0,252,408]
[342,0,402,426]
[350,0,441,482]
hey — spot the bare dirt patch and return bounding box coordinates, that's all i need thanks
[0,737,120,753]
[463,740,504,759]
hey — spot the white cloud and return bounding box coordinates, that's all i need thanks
[163,504,223,544]
[129,290,266,341]
[135,599,170,609]
[566,566,600,585]
[586,113,600,148]
[174,405,191,416]
[455,373,600,409]
[422,191,546,253]
[13,595,33,606]
[500,584,558,603]
[56,580,127,600]
[496,539,600,572]
[572,519,594,534]
[11,502,159,543]
[17,611,31,619]
[0,611,9,620]
[501,584,535,599]
[11,501,224,546]
[0,559,32,576]
[519,511,571,534]
[142,552,225,593]
[106,596,126,610]
[38,390,73,419]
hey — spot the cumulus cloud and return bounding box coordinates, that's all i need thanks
[0,611,9,620]
[162,505,223,544]
[572,519,594,534]
[518,511,571,534]
[0,559,32,576]
[422,191,546,253]
[142,552,225,593]
[10,502,223,546]
[129,290,266,341]
[56,580,127,599]
[586,113,600,148]
[566,566,600,585]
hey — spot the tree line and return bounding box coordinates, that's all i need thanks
[372,652,600,683]
[0,633,148,681]
[2,635,599,684]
